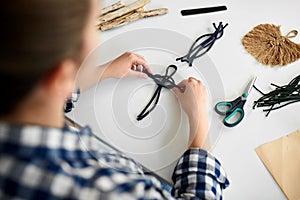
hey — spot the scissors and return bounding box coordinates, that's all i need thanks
[215,77,257,127]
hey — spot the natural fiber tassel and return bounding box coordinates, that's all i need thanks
[242,24,300,66]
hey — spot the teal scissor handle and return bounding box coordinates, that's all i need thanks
[215,96,246,127]
[215,101,233,115]
[223,107,245,127]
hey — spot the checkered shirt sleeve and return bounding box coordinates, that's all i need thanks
[0,123,229,200]
[172,148,230,200]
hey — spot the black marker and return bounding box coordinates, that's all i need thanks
[181,5,227,16]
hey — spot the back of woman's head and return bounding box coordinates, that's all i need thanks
[0,0,91,115]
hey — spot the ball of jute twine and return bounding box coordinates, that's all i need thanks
[242,24,300,66]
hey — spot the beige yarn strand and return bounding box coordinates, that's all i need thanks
[242,24,300,66]
[285,30,298,38]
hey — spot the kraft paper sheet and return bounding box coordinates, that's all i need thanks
[255,130,300,200]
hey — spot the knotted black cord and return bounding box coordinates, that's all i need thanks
[137,65,184,121]
[253,75,300,117]
[176,22,228,66]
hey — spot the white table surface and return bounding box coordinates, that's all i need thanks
[73,0,300,199]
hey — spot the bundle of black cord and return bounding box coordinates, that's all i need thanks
[137,65,184,121]
[176,22,228,66]
[253,75,300,117]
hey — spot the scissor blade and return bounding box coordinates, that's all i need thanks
[243,76,257,97]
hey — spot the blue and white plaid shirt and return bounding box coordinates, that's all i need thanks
[0,122,229,199]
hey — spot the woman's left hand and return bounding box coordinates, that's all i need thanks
[101,52,152,80]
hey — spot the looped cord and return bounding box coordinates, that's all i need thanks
[176,22,228,66]
[285,30,298,38]
[137,65,184,121]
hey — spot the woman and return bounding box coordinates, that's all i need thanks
[0,0,229,199]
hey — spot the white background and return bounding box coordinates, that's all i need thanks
[86,0,300,199]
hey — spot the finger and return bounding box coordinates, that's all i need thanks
[177,80,190,91]
[132,56,152,74]
[131,65,137,71]
[188,77,199,83]
[135,65,144,72]
[174,80,188,93]
[144,65,153,74]
[133,53,153,74]
[132,53,147,65]
[132,55,147,67]
[134,53,146,61]
[177,80,187,87]
[138,63,153,74]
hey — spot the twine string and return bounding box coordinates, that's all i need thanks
[285,30,298,39]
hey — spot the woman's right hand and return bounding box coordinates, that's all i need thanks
[173,77,209,149]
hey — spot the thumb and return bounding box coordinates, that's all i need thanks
[128,70,148,79]
[172,87,182,97]
[173,80,186,95]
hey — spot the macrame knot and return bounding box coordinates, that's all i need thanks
[137,65,184,121]
[269,36,286,46]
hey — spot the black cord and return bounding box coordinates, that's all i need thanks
[253,75,300,117]
[181,6,227,16]
[64,88,80,113]
[137,65,184,121]
[176,22,228,66]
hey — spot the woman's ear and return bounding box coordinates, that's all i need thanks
[42,59,77,99]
